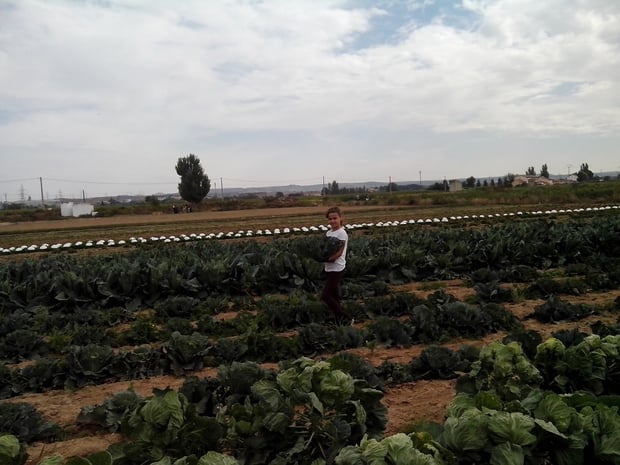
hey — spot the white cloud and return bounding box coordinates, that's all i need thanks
[0,0,618,198]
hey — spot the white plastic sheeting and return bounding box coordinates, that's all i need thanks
[60,202,95,217]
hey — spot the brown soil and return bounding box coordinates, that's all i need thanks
[1,207,343,233]
[0,204,477,234]
[0,205,412,250]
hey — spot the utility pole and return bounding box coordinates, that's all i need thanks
[39,177,44,206]
[389,176,392,193]
[220,177,223,198]
[19,184,26,203]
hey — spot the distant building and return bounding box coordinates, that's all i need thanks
[512,175,554,187]
[61,202,95,217]
[449,180,463,191]
[532,176,554,186]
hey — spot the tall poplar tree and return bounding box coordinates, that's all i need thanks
[175,154,211,204]
[577,163,594,182]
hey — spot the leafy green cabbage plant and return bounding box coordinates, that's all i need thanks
[535,334,620,395]
[335,433,443,465]
[222,357,387,465]
[458,341,543,401]
[0,435,27,465]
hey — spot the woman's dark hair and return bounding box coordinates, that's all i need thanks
[325,206,342,218]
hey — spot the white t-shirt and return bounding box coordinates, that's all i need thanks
[324,227,348,272]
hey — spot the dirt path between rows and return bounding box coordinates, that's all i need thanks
[0,205,407,233]
[0,204,419,250]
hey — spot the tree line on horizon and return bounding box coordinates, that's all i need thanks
[176,155,608,204]
[321,163,603,195]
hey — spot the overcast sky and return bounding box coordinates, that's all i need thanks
[1,0,619,201]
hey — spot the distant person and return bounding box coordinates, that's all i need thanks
[172,204,179,214]
[321,206,350,325]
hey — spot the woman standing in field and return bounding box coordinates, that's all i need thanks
[321,206,350,325]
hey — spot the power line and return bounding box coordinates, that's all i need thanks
[0,177,39,183]
[45,178,176,185]
[221,176,322,184]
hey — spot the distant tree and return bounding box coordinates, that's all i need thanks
[577,163,594,182]
[526,166,536,176]
[145,195,160,206]
[384,182,399,193]
[175,154,211,204]
[540,164,549,178]
[340,186,368,194]
[391,184,412,191]
[483,179,489,187]
[427,182,445,191]
[504,173,515,185]
[490,178,495,187]
[497,177,504,187]
[464,176,476,188]
[322,180,340,195]
[476,179,481,187]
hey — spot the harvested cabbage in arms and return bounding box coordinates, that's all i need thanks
[317,236,345,262]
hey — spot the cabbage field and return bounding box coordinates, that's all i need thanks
[1,203,620,465]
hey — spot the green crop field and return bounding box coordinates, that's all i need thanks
[1,185,620,465]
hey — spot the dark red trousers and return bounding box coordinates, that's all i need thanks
[321,270,345,318]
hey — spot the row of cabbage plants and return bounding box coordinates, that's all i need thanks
[336,332,620,465]
[2,285,616,401]
[2,204,618,254]
[0,289,524,396]
[2,213,620,316]
[3,330,620,465]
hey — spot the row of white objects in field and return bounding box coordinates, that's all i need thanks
[1,205,618,255]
